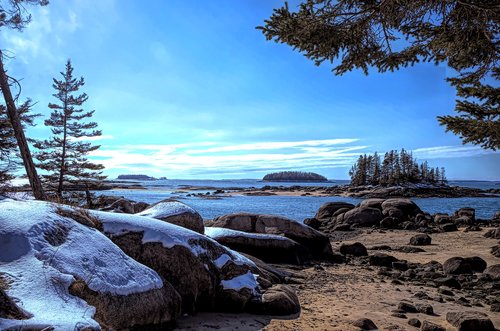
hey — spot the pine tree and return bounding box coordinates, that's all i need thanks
[0,0,49,199]
[34,60,105,198]
[259,1,499,149]
[0,100,39,190]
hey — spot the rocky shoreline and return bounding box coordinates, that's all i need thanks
[232,184,500,199]
[2,193,499,330]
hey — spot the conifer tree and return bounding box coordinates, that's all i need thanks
[259,1,499,149]
[34,60,105,198]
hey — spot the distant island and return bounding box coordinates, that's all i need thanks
[263,171,328,182]
[117,174,162,181]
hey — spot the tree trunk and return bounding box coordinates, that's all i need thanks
[0,51,46,200]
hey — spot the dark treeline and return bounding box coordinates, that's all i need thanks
[263,171,328,182]
[349,149,447,187]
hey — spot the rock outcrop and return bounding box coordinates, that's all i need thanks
[137,200,205,234]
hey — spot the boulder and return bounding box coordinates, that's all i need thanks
[420,320,446,331]
[108,198,135,214]
[484,227,500,239]
[463,256,487,273]
[0,288,29,320]
[0,199,181,330]
[454,207,475,222]
[315,202,355,220]
[491,245,500,258]
[440,223,458,232]
[352,317,378,330]
[342,207,383,227]
[409,234,431,246]
[339,242,368,256]
[379,217,398,229]
[358,198,385,210]
[209,213,334,260]
[446,311,495,331]
[434,213,451,224]
[303,217,320,230]
[205,227,311,264]
[369,253,398,268]
[484,264,500,280]
[381,198,422,218]
[248,284,300,315]
[443,257,472,275]
[137,200,204,234]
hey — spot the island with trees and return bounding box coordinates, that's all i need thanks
[263,171,328,182]
[116,174,159,181]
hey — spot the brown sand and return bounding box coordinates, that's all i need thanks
[175,230,499,331]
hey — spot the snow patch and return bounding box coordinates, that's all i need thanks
[220,271,259,294]
[205,227,289,241]
[137,201,196,218]
[0,198,164,330]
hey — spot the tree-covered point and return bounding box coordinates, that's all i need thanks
[263,171,328,182]
[349,149,447,187]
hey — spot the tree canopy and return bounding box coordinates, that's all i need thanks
[258,0,499,149]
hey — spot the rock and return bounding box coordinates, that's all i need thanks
[108,198,135,214]
[137,200,205,234]
[484,227,500,239]
[392,261,408,271]
[209,213,334,260]
[380,217,398,229]
[303,217,320,230]
[443,257,473,275]
[133,201,150,213]
[440,223,458,232]
[491,245,500,258]
[434,213,451,224]
[205,227,310,264]
[463,256,487,273]
[491,303,500,312]
[420,320,446,331]
[332,224,353,231]
[342,207,383,227]
[352,317,378,330]
[248,284,300,315]
[398,301,417,313]
[397,246,426,253]
[0,288,29,320]
[369,253,398,268]
[454,207,475,222]
[415,303,434,315]
[484,264,500,280]
[446,311,495,331]
[359,198,385,210]
[435,277,461,289]
[339,242,368,257]
[408,318,421,328]
[315,202,355,220]
[381,198,422,218]
[409,234,432,246]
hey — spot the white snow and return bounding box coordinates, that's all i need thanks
[0,198,164,330]
[136,200,196,218]
[205,227,290,241]
[220,271,258,294]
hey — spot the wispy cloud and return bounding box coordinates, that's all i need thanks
[91,138,366,178]
[412,145,497,159]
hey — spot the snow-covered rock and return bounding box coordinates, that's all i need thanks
[137,200,205,234]
[206,227,311,264]
[0,198,180,330]
[207,212,334,260]
[91,208,263,313]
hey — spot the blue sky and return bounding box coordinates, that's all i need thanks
[1,0,498,180]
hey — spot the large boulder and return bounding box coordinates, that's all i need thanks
[209,213,334,260]
[0,199,181,330]
[381,198,422,220]
[315,202,355,220]
[137,200,204,234]
[339,242,368,256]
[248,284,300,315]
[446,311,495,331]
[358,198,385,210]
[205,227,311,264]
[342,207,383,227]
[484,227,500,239]
[409,234,432,246]
[443,256,486,275]
[94,210,264,314]
[369,253,398,268]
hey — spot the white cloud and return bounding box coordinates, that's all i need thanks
[412,145,497,159]
[91,138,366,177]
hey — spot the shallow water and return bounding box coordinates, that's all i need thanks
[98,179,499,221]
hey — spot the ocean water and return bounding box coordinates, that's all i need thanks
[100,179,499,221]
